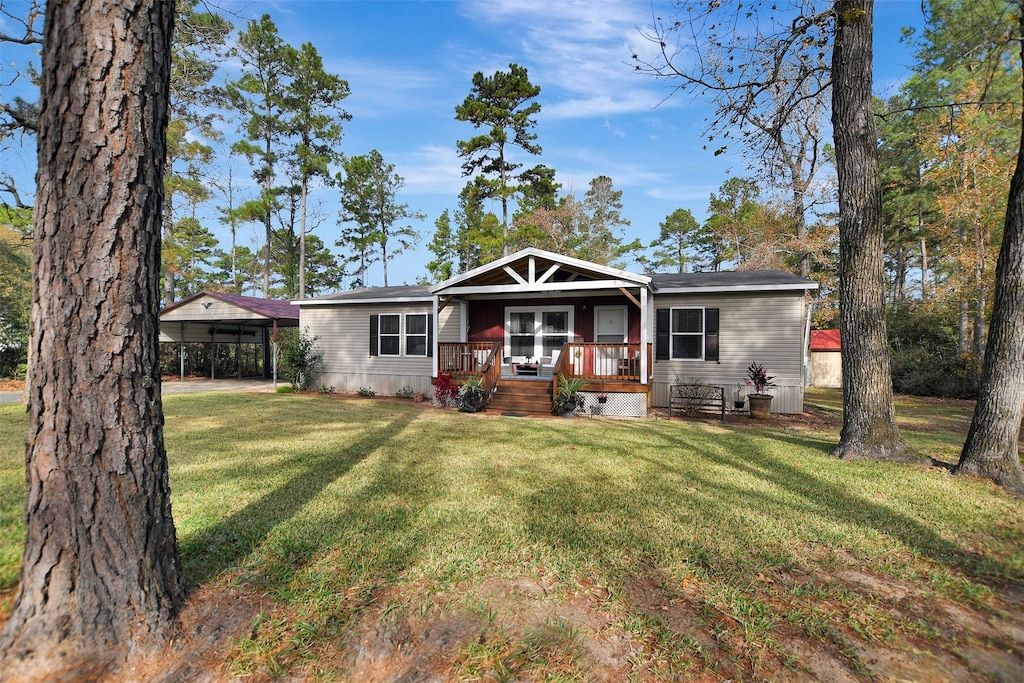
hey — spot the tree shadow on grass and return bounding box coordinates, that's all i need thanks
[512,418,1024,680]
[512,416,1021,588]
[178,409,417,588]
[656,425,1022,586]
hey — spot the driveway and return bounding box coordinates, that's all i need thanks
[0,378,276,404]
[160,378,276,394]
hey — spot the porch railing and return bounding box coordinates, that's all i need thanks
[558,342,647,380]
[550,342,651,399]
[438,342,501,375]
[437,341,503,405]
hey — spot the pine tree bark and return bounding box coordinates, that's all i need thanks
[0,0,183,677]
[956,14,1024,495]
[831,0,912,461]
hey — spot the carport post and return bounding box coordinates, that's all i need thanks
[179,321,186,381]
[272,319,278,389]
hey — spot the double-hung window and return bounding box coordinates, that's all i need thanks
[370,312,433,357]
[378,314,401,356]
[405,314,428,356]
[541,311,569,356]
[655,307,719,362]
[671,307,704,360]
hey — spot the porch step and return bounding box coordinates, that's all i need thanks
[487,378,553,416]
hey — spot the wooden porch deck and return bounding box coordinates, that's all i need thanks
[438,342,652,415]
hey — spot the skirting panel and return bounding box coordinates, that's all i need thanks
[315,371,434,398]
[577,391,647,418]
[651,382,805,415]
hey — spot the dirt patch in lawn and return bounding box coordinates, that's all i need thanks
[312,567,1024,682]
[7,561,1023,681]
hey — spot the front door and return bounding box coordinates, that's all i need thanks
[594,306,627,343]
[594,306,628,376]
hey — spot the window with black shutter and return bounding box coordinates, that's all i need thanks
[657,307,720,361]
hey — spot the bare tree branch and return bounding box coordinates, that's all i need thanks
[0,0,44,45]
[0,174,31,210]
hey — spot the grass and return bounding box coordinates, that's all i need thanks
[1,389,1022,680]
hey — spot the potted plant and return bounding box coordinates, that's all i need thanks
[733,383,746,410]
[597,392,609,404]
[457,376,486,413]
[745,362,776,419]
[553,374,587,416]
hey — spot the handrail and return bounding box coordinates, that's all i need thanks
[551,342,571,401]
[480,341,502,404]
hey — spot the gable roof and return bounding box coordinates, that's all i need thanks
[810,329,841,351]
[431,247,650,296]
[650,269,818,293]
[161,290,297,320]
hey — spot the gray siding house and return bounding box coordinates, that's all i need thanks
[296,248,817,415]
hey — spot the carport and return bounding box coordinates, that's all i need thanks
[159,291,299,384]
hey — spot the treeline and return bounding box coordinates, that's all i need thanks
[0,0,1019,401]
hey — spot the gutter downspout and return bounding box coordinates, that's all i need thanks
[803,292,814,388]
[432,295,440,379]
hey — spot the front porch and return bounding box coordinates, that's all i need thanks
[437,341,651,416]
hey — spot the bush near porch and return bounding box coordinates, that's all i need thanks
[0,389,1021,680]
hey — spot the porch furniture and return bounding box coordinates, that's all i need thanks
[618,357,640,377]
[669,383,725,422]
[514,363,539,376]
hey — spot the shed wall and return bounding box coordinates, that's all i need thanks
[809,351,842,388]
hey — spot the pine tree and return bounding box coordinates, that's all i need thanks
[455,63,542,257]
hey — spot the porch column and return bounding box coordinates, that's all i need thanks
[432,295,439,378]
[639,286,649,385]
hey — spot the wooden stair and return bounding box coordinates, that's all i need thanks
[486,378,553,416]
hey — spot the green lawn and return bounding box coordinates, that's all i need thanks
[1,391,1022,680]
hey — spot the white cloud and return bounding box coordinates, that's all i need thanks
[458,0,683,121]
[394,145,464,195]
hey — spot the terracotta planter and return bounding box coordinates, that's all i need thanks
[747,394,774,419]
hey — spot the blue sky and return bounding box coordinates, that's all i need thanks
[0,0,926,289]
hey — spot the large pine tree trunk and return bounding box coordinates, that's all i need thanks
[0,0,184,677]
[831,0,911,461]
[956,15,1024,494]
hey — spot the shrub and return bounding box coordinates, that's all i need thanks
[434,373,458,407]
[281,328,323,391]
[275,385,294,394]
[395,386,416,399]
[888,307,973,399]
[356,386,376,397]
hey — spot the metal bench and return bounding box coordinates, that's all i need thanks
[669,383,725,422]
